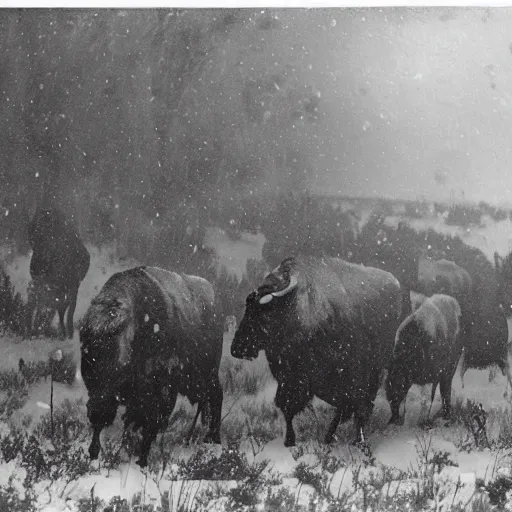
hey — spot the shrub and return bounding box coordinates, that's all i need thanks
[445,203,482,228]
[403,201,429,219]
[484,475,512,508]
[213,266,239,323]
[262,487,296,511]
[220,357,270,396]
[0,266,25,335]
[0,399,91,495]
[176,446,269,481]
[261,192,357,267]
[226,456,275,511]
[0,476,37,512]
[478,201,508,223]
[374,199,395,218]
[76,493,106,512]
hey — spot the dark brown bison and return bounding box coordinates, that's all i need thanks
[353,216,421,319]
[26,206,90,339]
[419,231,509,379]
[231,256,402,447]
[354,222,509,380]
[418,258,472,298]
[386,294,463,425]
[80,266,223,468]
[417,257,473,339]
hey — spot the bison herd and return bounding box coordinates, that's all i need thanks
[17,206,512,467]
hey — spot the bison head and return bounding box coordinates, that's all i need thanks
[80,286,136,396]
[231,257,299,360]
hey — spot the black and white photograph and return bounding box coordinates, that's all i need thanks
[3,5,512,511]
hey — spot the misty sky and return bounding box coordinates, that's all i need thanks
[266,7,512,205]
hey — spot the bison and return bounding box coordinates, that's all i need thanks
[354,216,421,319]
[26,206,90,339]
[417,233,509,380]
[386,294,463,424]
[231,256,402,447]
[417,258,473,339]
[417,255,509,386]
[80,266,223,468]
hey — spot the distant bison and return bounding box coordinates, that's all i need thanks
[410,291,427,312]
[26,206,90,339]
[417,257,473,338]
[231,256,402,447]
[386,294,463,425]
[354,216,421,318]
[417,255,509,385]
[418,258,472,298]
[80,266,223,468]
[25,278,59,336]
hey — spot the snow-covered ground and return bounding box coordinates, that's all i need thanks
[2,207,512,511]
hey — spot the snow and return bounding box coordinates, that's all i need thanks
[2,204,512,510]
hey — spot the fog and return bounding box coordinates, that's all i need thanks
[1,7,511,222]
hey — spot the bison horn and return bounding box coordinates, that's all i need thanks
[258,294,274,305]
[258,274,299,305]
[271,274,299,298]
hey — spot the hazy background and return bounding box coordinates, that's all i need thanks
[1,7,512,225]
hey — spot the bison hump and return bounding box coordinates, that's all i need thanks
[141,267,214,327]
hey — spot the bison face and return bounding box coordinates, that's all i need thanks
[80,294,135,395]
[231,292,272,360]
[231,258,299,360]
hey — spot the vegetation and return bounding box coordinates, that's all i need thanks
[0,266,25,336]
[445,204,483,228]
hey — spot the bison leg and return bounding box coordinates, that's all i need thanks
[66,288,78,339]
[87,395,118,460]
[350,368,383,442]
[24,301,37,338]
[324,404,353,444]
[137,398,173,468]
[57,306,67,340]
[89,425,103,460]
[134,385,179,468]
[203,372,223,445]
[42,308,56,335]
[137,421,159,468]
[275,379,312,448]
[186,404,202,446]
[386,368,411,426]
[439,372,455,420]
[353,396,374,444]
